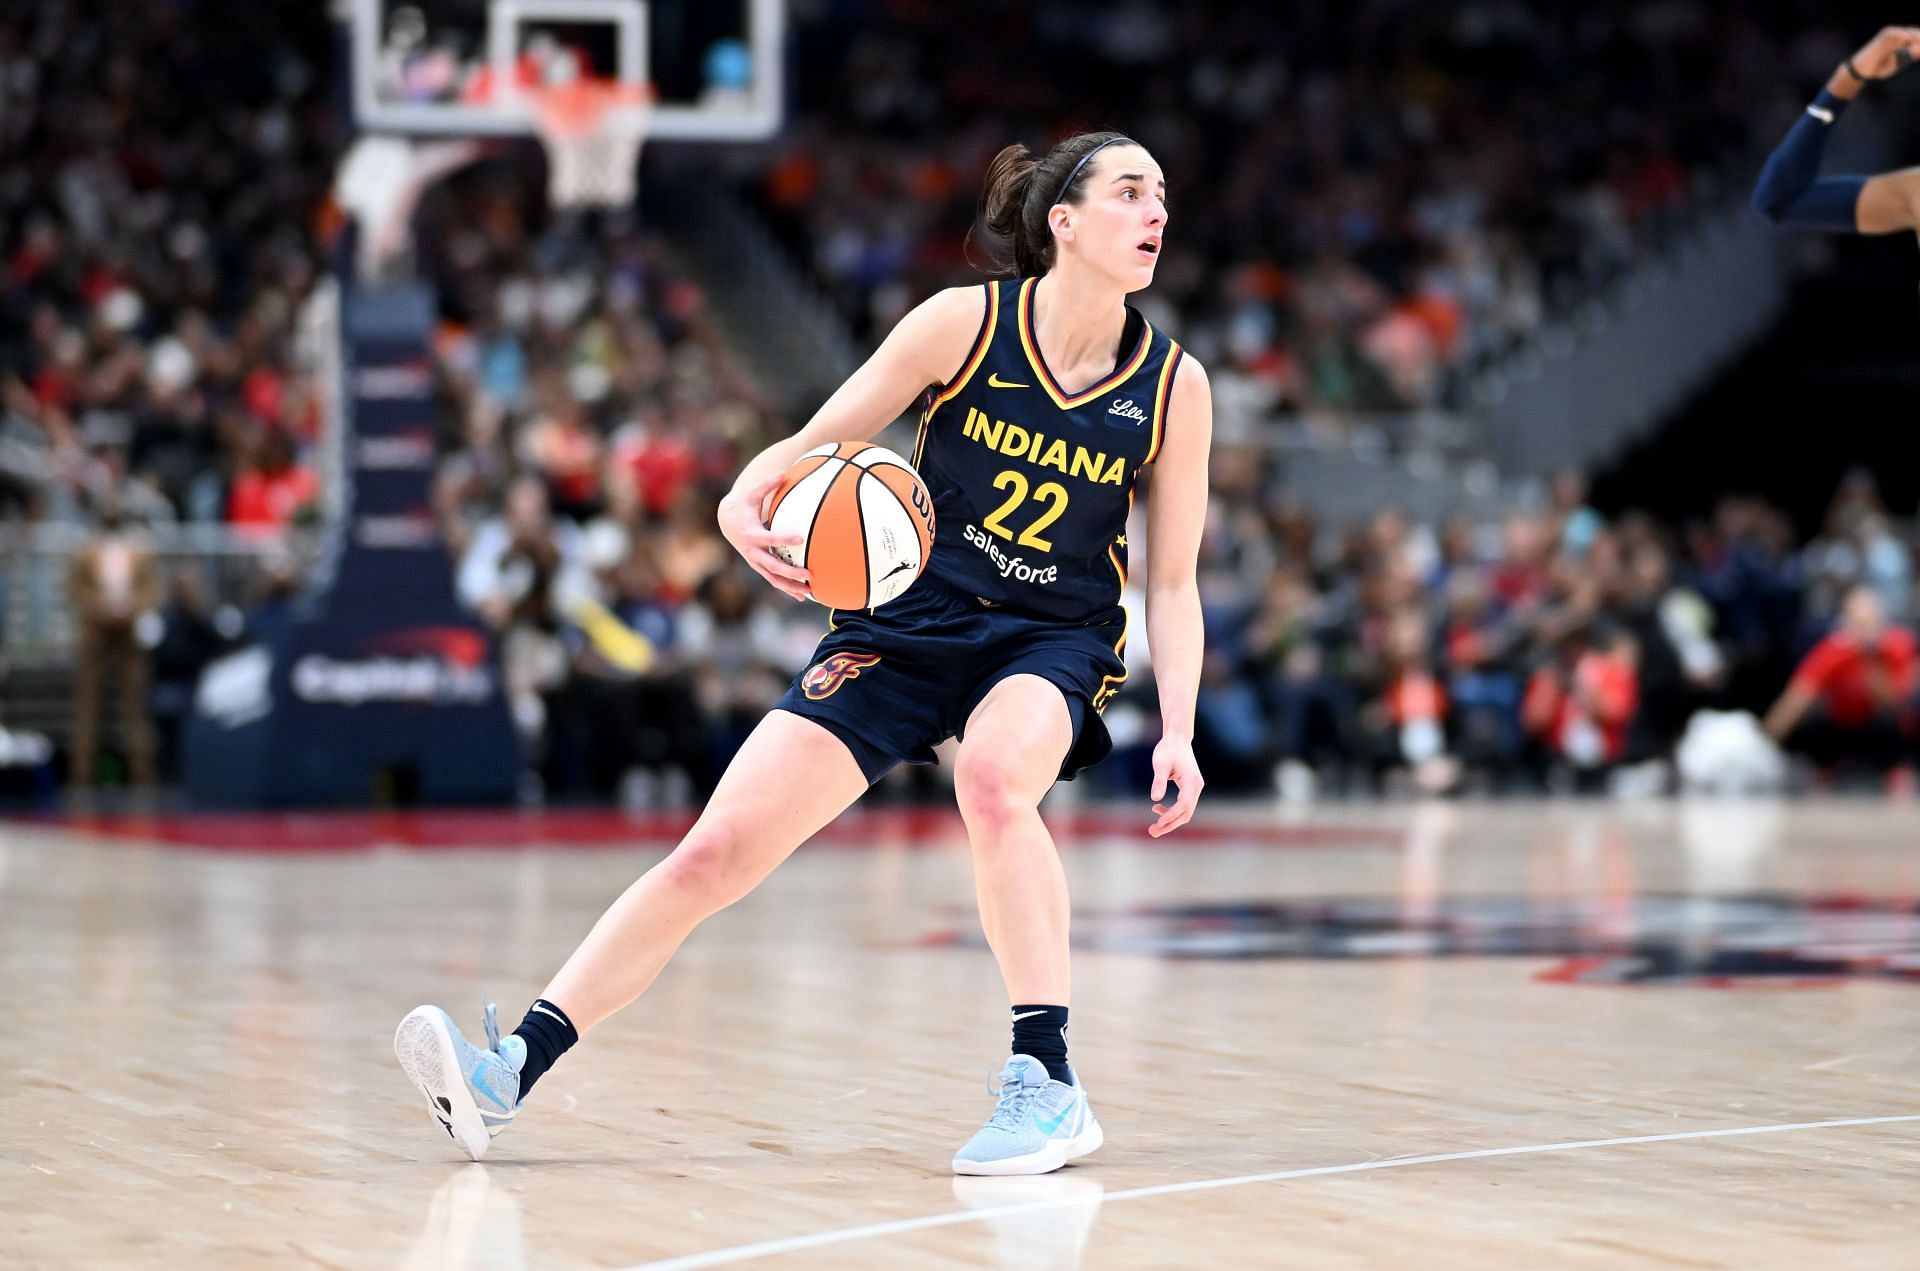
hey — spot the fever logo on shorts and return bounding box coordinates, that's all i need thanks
[802,651,882,700]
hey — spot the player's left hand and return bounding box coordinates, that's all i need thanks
[1847,26,1920,80]
[1148,734,1203,837]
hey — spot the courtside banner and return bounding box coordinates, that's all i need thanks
[182,618,521,806]
[183,281,520,806]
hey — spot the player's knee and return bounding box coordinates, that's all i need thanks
[657,822,756,905]
[954,747,1041,838]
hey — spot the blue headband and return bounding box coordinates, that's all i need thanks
[1054,136,1136,205]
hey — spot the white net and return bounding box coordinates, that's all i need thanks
[541,127,644,207]
[532,83,650,209]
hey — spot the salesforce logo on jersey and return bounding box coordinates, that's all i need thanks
[962,523,1060,585]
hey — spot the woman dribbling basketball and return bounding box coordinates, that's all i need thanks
[396,130,1211,1176]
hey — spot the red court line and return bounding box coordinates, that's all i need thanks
[2,808,1397,854]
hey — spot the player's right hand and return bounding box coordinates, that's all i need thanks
[719,474,812,601]
[1848,26,1920,80]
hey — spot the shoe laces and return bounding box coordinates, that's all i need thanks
[984,1065,1041,1131]
[482,1001,502,1053]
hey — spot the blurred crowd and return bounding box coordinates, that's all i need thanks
[412,164,804,801]
[0,0,335,787]
[436,432,1920,801]
[1177,463,1918,797]
[3,0,1917,803]
[759,1,1870,435]
[0,0,335,536]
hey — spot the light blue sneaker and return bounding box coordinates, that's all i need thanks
[394,1003,527,1160]
[952,1054,1104,1176]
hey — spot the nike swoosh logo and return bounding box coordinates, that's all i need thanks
[530,1003,569,1026]
[987,373,1029,389]
[1011,1010,1048,1021]
[1033,1103,1076,1135]
[470,1060,512,1111]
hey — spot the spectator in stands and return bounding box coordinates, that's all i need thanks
[456,474,590,630]
[239,550,304,645]
[674,563,796,773]
[1490,513,1553,616]
[1360,606,1458,794]
[1693,497,1805,713]
[147,562,239,779]
[67,504,160,787]
[129,351,221,522]
[1523,624,1641,788]
[1438,570,1525,779]
[538,520,704,802]
[227,428,318,537]
[1550,467,1605,558]
[434,396,515,561]
[605,405,700,523]
[1618,541,1723,760]
[519,378,603,523]
[597,545,712,796]
[1246,563,1352,783]
[1193,608,1273,795]
[651,487,730,606]
[1765,585,1917,784]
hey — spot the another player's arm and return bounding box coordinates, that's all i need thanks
[1753,27,1920,234]
[1142,357,1212,837]
[718,286,986,599]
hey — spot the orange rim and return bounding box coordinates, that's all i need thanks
[528,79,652,140]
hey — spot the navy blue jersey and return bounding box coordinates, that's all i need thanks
[911,276,1184,624]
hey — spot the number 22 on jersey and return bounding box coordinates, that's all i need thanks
[980,470,1069,551]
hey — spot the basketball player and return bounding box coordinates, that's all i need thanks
[1752,26,1920,233]
[396,131,1209,1177]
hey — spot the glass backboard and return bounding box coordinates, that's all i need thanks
[349,0,783,140]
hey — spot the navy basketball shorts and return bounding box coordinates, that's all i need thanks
[773,577,1128,785]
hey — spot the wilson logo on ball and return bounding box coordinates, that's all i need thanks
[909,482,935,535]
[802,651,883,700]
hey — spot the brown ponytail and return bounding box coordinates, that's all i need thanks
[975,130,1137,277]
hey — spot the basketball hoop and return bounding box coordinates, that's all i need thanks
[527,78,652,209]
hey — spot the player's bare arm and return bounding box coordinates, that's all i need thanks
[1754,26,1920,234]
[717,285,985,599]
[1142,355,1211,836]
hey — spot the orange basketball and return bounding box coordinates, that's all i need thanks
[761,442,935,610]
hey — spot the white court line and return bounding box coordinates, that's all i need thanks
[622,1113,1920,1270]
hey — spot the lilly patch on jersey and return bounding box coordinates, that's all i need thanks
[802,651,883,700]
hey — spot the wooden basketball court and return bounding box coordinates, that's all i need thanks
[5,799,1917,1268]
